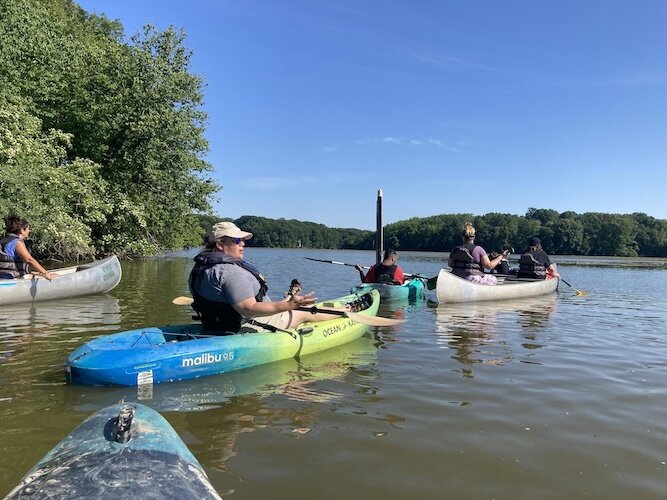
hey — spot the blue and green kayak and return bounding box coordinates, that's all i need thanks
[66,290,380,386]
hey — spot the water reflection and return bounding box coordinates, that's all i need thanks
[66,334,379,413]
[0,294,121,334]
[431,295,557,376]
[0,295,121,381]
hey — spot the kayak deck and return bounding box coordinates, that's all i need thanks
[6,402,220,499]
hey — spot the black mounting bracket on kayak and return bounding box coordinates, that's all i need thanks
[113,405,135,443]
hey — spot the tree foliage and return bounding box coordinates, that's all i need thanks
[0,0,218,258]
[233,216,373,250]
[212,210,667,257]
[379,209,665,257]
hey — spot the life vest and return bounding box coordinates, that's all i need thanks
[449,243,483,276]
[188,250,268,333]
[517,253,547,279]
[495,259,510,275]
[368,263,400,284]
[0,235,30,278]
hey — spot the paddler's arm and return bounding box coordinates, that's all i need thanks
[481,249,510,271]
[233,292,317,318]
[14,240,54,281]
[354,264,366,283]
[547,263,560,278]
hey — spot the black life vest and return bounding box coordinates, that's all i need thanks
[517,253,547,279]
[494,259,510,275]
[449,243,483,276]
[370,263,399,284]
[0,235,30,278]
[188,251,268,333]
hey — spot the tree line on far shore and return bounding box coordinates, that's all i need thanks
[205,209,667,258]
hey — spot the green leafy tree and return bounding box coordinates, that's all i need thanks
[0,94,110,259]
[0,0,218,257]
[545,218,585,255]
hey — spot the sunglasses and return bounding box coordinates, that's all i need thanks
[224,237,243,245]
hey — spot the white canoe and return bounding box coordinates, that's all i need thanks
[0,255,121,305]
[435,269,559,303]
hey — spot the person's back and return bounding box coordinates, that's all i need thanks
[0,216,31,279]
[449,243,484,278]
[0,235,21,279]
[518,253,546,279]
[517,237,557,280]
[447,222,509,286]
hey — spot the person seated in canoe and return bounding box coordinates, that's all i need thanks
[448,222,509,285]
[0,215,54,281]
[284,278,302,298]
[488,247,516,275]
[189,221,348,334]
[354,248,405,284]
[517,237,560,279]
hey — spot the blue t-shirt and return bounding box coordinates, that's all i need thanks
[192,262,271,305]
[2,237,20,258]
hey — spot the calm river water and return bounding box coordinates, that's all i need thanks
[1,249,667,499]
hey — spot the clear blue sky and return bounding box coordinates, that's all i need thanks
[76,0,667,230]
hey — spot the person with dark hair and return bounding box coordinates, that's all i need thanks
[0,215,54,281]
[448,222,509,285]
[189,221,346,334]
[517,237,559,279]
[355,248,405,284]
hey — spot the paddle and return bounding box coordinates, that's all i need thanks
[246,318,314,339]
[171,296,309,339]
[305,257,361,268]
[171,296,404,327]
[295,305,404,327]
[304,256,435,281]
[559,278,588,296]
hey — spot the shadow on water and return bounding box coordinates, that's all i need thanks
[429,294,557,377]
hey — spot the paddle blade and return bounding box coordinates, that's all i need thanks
[345,311,404,327]
[296,305,404,327]
[559,278,588,297]
[172,296,194,305]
